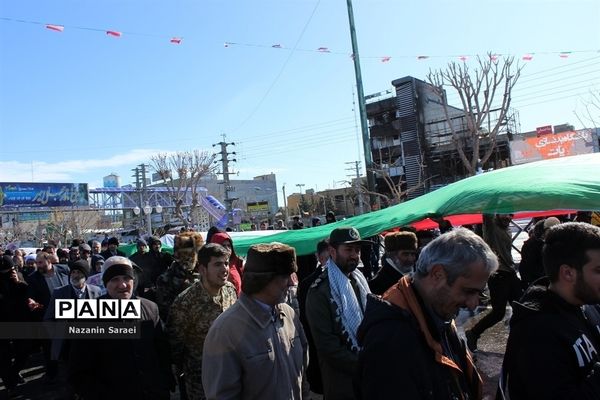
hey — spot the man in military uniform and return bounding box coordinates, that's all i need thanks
[167,243,237,400]
[155,231,204,321]
[306,227,371,400]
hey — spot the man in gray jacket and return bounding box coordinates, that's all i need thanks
[202,242,309,400]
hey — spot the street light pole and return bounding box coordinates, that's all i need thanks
[296,183,305,194]
[143,204,152,235]
[346,0,376,206]
[282,184,288,223]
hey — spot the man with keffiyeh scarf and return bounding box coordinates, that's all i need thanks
[306,227,371,400]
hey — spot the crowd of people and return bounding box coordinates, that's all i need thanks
[1,213,600,399]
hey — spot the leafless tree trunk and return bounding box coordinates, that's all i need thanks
[362,152,430,206]
[575,90,600,129]
[150,150,216,228]
[427,53,522,176]
[47,208,102,244]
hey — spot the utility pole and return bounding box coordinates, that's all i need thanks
[213,137,237,229]
[345,161,364,215]
[346,0,376,209]
[282,183,288,224]
[131,166,143,230]
[139,164,152,235]
[132,164,151,234]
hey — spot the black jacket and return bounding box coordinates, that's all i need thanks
[136,251,173,290]
[0,279,31,322]
[25,265,70,320]
[500,285,600,399]
[368,256,404,295]
[297,265,324,394]
[68,295,173,400]
[357,294,477,400]
[100,249,126,261]
[518,236,545,287]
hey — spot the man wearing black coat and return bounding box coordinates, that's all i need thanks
[26,252,70,317]
[369,231,417,295]
[0,255,32,390]
[297,239,330,395]
[68,256,174,399]
[136,236,172,298]
[499,222,600,399]
[25,251,70,379]
[99,236,126,260]
[358,228,497,400]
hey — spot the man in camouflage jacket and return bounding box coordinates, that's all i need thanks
[155,231,204,321]
[167,243,237,400]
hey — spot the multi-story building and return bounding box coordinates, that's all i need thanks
[366,76,518,200]
[199,173,279,222]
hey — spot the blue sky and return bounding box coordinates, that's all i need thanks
[1,0,599,206]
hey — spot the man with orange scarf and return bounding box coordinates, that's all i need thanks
[357,228,498,400]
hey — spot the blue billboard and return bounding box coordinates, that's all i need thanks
[0,183,89,208]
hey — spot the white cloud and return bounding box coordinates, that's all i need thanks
[236,167,286,177]
[0,149,162,182]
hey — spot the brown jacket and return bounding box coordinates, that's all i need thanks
[202,292,309,400]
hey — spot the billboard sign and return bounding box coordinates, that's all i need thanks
[510,130,594,165]
[536,125,553,136]
[0,183,89,208]
[247,201,269,213]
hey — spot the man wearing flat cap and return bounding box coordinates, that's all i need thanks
[369,231,418,295]
[202,242,309,400]
[306,227,371,400]
[68,256,174,399]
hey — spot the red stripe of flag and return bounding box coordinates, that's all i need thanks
[106,30,122,37]
[46,24,64,32]
[170,37,182,44]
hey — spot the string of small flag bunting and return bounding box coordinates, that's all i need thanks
[2,17,599,62]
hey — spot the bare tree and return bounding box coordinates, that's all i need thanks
[47,208,102,245]
[150,150,217,227]
[575,90,600,129]
[427,54,522,175]
[361,151,430,207]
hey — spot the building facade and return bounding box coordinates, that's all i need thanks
[366,76,517,201]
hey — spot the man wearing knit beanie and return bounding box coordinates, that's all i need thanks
[100,237,126,260]
[101,256,136,298]
[68,255,174,398]
[43,259,102,364]
[369,231,418,295]
[202,243,309,399]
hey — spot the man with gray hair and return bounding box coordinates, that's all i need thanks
[357,228,498,399]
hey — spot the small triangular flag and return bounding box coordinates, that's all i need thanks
[46,24,64,32]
